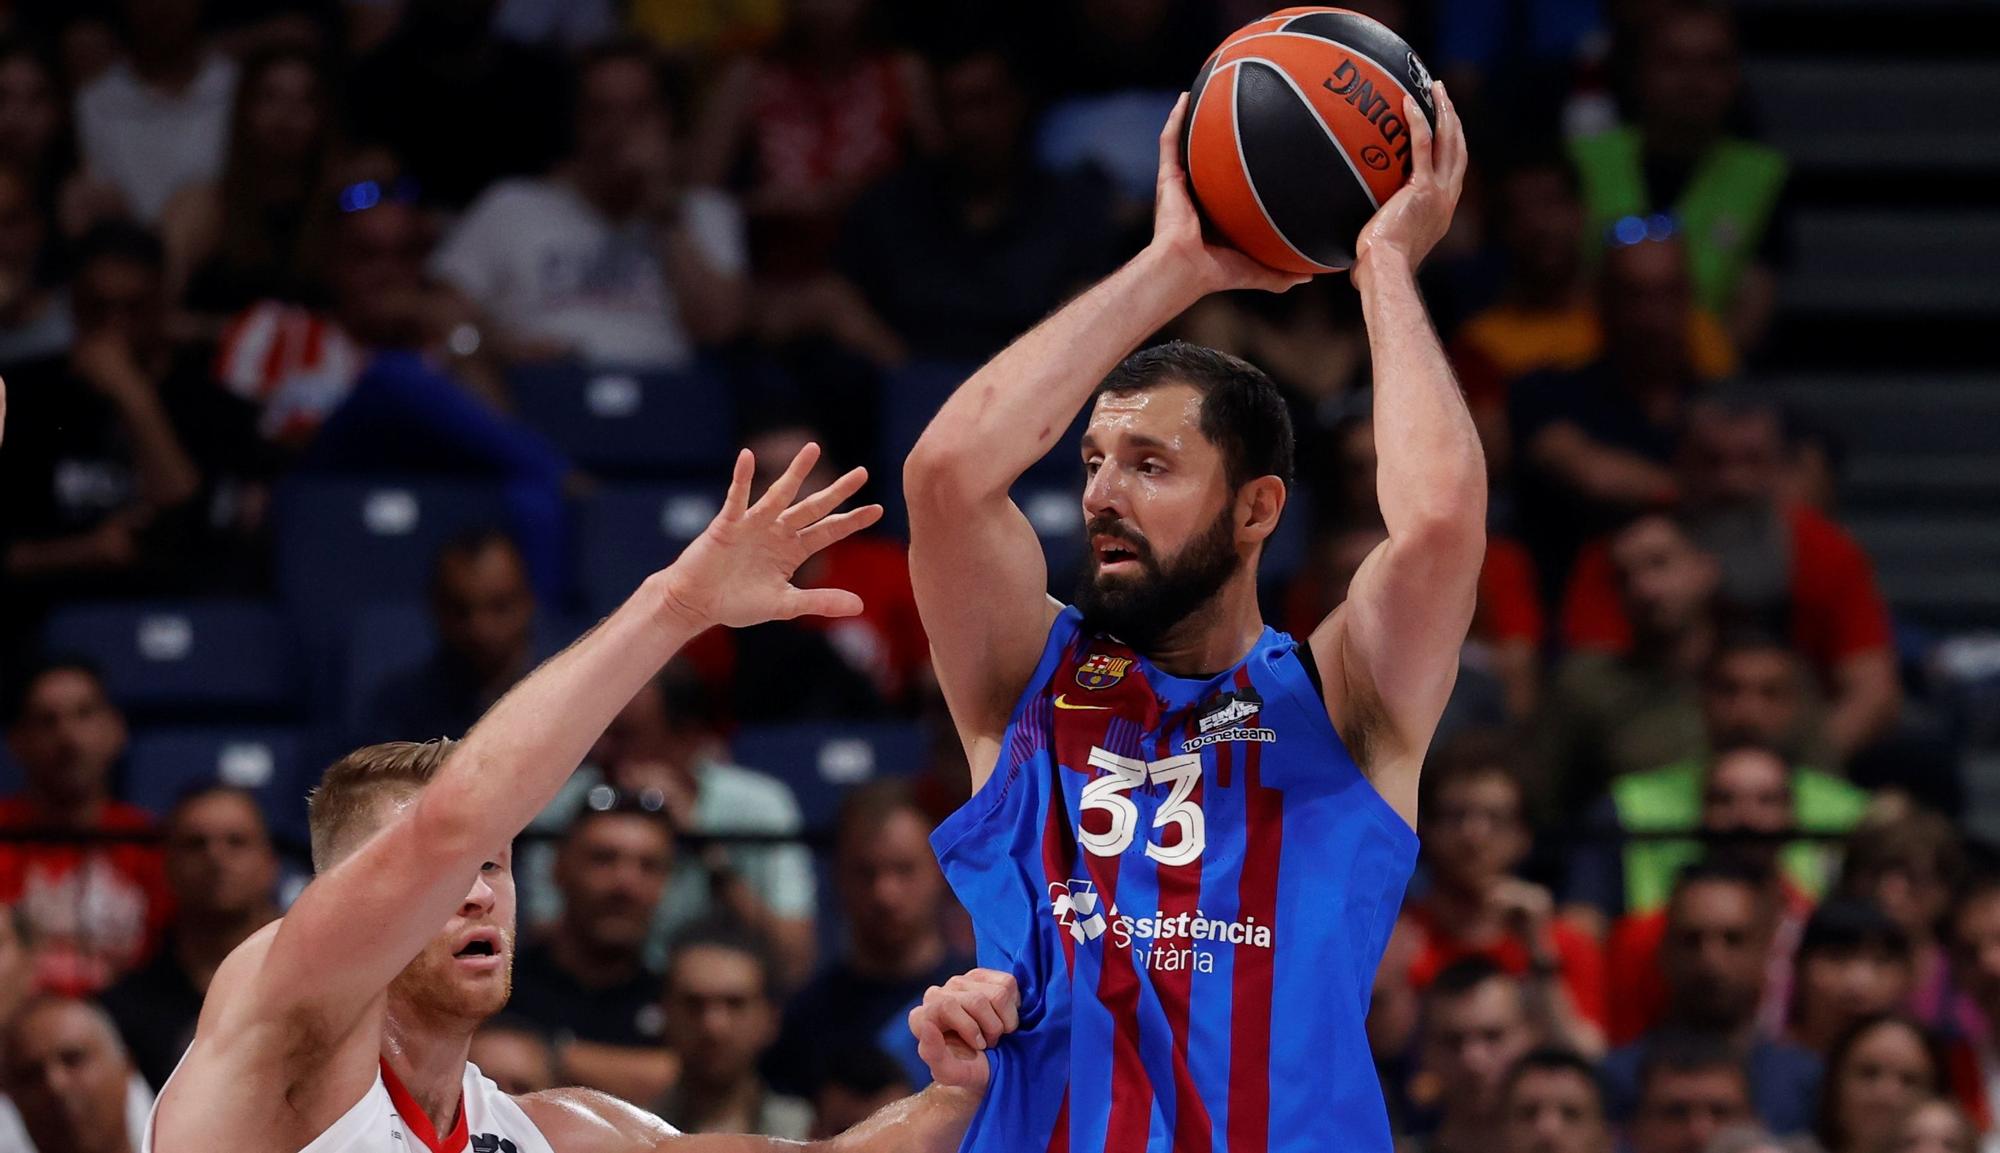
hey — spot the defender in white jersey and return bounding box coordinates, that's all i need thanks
[144,444,1019,1153]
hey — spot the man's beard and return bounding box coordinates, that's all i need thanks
[390,937,514,1023]
[1074,507,1242,653]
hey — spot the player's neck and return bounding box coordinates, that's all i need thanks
[1139,578,1265,680]
[381,1009,474,1139]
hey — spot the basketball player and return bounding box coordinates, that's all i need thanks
[904,82,1478,1151]
[144,444,1019,1153]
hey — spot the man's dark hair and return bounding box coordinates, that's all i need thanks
[1670,857,1767,900]
[1418,728,1526,824]
[1700,629,1799,687]
[430,527,527,597]
[1502,1047,1607,1113]
[167,782,270,829]
[3,657,109,729]
[1798,898,1911,964]
[1635,1030,1750,1106]
[1428,956,1514,1001]
[1095,341,1295,491]
[564,787,676,846]
[71,220,167,275]
[573,35,685,123]
[665,919,781,1003]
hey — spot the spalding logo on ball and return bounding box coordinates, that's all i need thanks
[1181,7,1439,273]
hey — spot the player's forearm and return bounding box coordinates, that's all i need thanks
[1354,252,1486,553]
[819,1083,984,1153]
[413,574,705,856]
[905,246,1202,502]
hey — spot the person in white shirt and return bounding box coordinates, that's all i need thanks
[433,40,748,370]
[72,0,236,224]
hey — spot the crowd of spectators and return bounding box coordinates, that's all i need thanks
[0,0,1987,1151]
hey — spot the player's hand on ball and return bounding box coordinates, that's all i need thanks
[1354,81,1467,275]
[1147,92,1311,297]
[658,442,882,629]
[909,969,1021,1093]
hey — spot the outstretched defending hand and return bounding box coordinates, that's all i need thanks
[909,969,1022,1093]
[1354,81,1468,275]
[660,442,883,630]
[1146,92,1312,298]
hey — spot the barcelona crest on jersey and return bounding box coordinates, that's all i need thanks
[1075,653,1133,691]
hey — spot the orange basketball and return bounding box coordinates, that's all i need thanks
[1181,7,1439,274]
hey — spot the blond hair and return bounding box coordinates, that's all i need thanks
[306,738,456,871]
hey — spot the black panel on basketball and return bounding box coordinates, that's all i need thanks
[1278,10,1438,128]
[1183,53,1218,187]
[1232,60,1377,269]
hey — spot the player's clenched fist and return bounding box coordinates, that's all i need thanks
[908,968,1020,1092]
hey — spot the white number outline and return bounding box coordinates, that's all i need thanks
[1078,748,1207,865]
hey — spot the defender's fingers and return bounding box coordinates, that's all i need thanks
[721,448,754,516]
[777,464,869,531]
[796,504,884,556]
[778,586,866,621]
[750,441,822,520]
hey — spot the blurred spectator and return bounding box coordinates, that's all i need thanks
[1837,812,1977,1038]
[807,1046,910,1139]
[830,43,1119,364]
[1885,1099,1980,1153]
[73,0,237,224]
[0,908,32,1047]
[1944,876,2000,1132]
[344,0,566,211]
[0,661,170,996]
[432,39,749,371]
[1788,902,1914,1057]
[1814,1014,1945,1153]
[1408,961,1540,1152]
[0,40,77,227]
[1284,409,1541,720]
[357,530,538,744]
[0,996,148,1153]
[1397,734,1607,1056]
[1533,511,1718,822]
[1499,1047,1613,1153]
[1453,151,1735,474]
[158,45,332,320]
[1563,394,1902,766]
[1604,752,1821,1044]
[1625,1034,1758,1153]
[1508,236,1698,593]
[767,780,967,1097]
[1569,1,1787,348]
[467,1013,558,1097]
[0,222,263,638]
[745,425,926,706]
[523,668,817,981]
[1602,864,1822,1134]
[690,0,936,282]
[1286,524,1510,740]
[1564,641,1866,932]
[98,784,278,1091]
[656,921,812,1139]
[0,164,71,362]
[629,0,783,62]
[510,796,674,1105]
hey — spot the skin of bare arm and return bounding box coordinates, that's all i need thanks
[1307,85,1488,829]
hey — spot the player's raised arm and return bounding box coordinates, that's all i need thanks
[1311,84,1486,827]
[905,93,1304,783]
[218,445,881,1044]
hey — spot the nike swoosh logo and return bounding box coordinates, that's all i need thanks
[1053,695,1114,711]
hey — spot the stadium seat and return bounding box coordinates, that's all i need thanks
[274,476,515,642]
[879,362,1085,531]
[575,483,726,617]
[729,722,928,832]
[42,600,302,722]
[340,602,594,740]
[1014,480,1089,593]
[124,726,314,846]
[509,361,734,476]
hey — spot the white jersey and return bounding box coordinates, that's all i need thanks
[141,1060,568,1153]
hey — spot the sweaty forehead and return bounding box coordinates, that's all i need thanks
[1087,384,1208,447]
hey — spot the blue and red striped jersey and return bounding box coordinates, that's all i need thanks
[932,606,1417,1152]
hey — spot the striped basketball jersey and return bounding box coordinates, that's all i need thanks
[932,607,1417,1153]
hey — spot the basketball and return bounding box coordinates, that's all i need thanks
[1182,7,1440,274]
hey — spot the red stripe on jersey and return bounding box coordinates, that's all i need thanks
[1156,777,1211,1151]
[1227,739,1282,1153]
[1043,755,1079,975]
[1045,1084,1072,1153]
[1092,846,1153,1153]
[379,1059,470,1153]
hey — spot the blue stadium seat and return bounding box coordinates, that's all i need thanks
[0,746,21,797]
[509,361,734,476]
[729,722,928,831]
[1014,479,1089,593]
[575,483,725,617]
[274,476,515,641]
[124,726,314,845]
[42,600,302,721]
